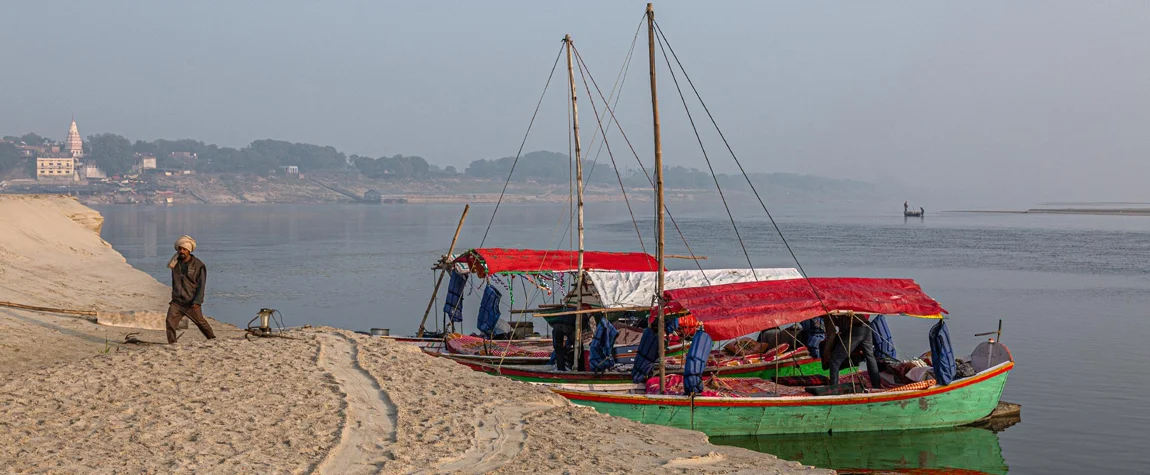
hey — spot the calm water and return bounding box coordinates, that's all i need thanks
[96,202,1150,474]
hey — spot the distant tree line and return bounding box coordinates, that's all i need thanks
[1,130,871,193]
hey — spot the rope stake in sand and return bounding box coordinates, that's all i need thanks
[315,333,398,475]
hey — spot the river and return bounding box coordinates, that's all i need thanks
[96,201,1150,474]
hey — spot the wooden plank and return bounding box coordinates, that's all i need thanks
[530,306,650,317]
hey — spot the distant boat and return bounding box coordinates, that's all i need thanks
[904,202,924,217]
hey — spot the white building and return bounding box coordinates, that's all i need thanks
[36,155,77,181]
[83,163,107,180]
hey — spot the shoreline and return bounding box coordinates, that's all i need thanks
[947,208,1150,216]
[0,195,826,474]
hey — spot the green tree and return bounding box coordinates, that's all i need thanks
[20,133,48,146]
[0,142,21,174]
[85,134,135,176]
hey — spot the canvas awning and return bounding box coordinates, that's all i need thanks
[583,268,802,309]
[661,277,947,341]
[454,248,659,278]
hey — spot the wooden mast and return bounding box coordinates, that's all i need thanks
[417,204,470,337]
[565,34,587,370]
[647,3,668,393]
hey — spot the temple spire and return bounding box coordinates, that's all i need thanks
[65,118,83,158]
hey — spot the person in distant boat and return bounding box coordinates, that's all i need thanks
[165,235,216,344]
[904,201,909,213]
[920,207,925,216]
[825,314,882,389]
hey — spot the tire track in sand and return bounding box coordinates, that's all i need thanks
[430,400,559,474]
[316,333,398,475]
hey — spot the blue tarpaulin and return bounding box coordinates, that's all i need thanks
[800,318,825,359]
[589,321,619,373]
[683,330,713,395]
[871,314,897,359]
[477,285,502,338]
[631,328,659,384]
[929,320,956,385]
[443,271,467,323]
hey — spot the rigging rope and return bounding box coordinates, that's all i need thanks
[651,20,841,338]
[654,28,757,279]
[572,44,647,256]
[480,43,566,247]
[566,28,708,280]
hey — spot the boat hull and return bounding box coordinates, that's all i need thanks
[552,362,1013,436]
[450,355,846,385]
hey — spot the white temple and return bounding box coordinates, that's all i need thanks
[65,119,83,158]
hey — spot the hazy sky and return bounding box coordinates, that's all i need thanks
[3,1,1148,204]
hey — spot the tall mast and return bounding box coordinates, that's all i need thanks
[647,3,668,393]
[565,34,587,370]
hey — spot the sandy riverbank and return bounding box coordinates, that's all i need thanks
[0,196,828,474]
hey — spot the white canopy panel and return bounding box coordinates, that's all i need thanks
[584,268,803,309]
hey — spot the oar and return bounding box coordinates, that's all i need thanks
[417,204,470,338]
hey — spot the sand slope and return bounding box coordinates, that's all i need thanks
[0,195,169,312]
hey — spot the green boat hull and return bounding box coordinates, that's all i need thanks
[553,362,1013,436]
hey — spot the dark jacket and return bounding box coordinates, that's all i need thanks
[171,255,207,306]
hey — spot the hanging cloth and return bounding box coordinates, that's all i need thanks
[631,328,659,384]
[929,320,956,385]
[477,284,502,338]
[800,318,826,359]
[871,314,897,360]
[683,329,713,395]
[443,271,468,323]
[589,320,620,373]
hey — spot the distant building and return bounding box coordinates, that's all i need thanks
[283,165,299,175]
[170,151,197,160]
[36,155,77,181]
[364,189,382,203]
[139,155,157,170]
[83,163,107,180]
[65,119,83,158]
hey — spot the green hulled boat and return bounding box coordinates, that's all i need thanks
[553,360,1013,436]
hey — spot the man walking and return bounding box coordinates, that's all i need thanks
[166,235,216,344]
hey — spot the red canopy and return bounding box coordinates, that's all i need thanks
[455,248,659,278]
[660,277,947,341]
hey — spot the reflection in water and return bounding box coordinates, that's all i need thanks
[714,424,1016,474]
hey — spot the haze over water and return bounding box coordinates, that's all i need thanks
[97,202,1150,474]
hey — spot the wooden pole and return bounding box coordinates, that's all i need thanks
[566,34,587,371]
[417,204,470,337]
[647,3,668,394]
[0,301,97,318]
[529,306,650,317]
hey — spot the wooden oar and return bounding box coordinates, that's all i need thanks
[417,204,470,338]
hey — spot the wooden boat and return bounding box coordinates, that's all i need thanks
[550,276,1015,436]
[396,246,659,354]
[443,349,849,385]
[432,332,688,366]
[554,360,1012,436]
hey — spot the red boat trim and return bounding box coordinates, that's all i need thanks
[553,361,1014,407]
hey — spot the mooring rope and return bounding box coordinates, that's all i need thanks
[479,43,565,248]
